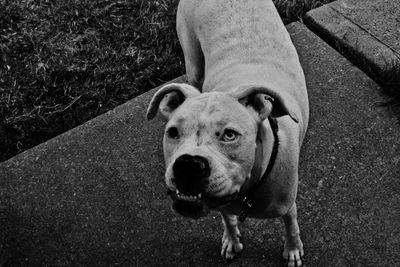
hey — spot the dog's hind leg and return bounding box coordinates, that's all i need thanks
[176,6,204,89]
[282,203,304,267]
[220,212,243,261]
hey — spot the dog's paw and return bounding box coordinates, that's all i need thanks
[282,241,304,267]
[221,231,243,261]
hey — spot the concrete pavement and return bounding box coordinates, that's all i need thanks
[1,22,399,266]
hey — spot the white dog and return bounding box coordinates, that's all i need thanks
[147,0,309,266]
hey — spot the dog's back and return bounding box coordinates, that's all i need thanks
[177,0,309,140]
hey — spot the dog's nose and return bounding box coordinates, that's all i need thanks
[172,154,210,192]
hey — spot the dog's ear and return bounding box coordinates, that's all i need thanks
[230,85,299,123]
[146,83,200,120]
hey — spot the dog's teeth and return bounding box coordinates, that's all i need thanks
[175,191,202,202]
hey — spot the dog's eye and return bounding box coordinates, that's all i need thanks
[221,129,240,142]
[166,127,180,139]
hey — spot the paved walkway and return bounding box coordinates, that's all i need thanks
[1,11,400,267]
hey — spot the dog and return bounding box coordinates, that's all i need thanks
[147,0,309,266]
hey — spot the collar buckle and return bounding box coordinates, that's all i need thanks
[239,197,253,222]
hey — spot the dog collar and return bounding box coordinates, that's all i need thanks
[238,116,279,223]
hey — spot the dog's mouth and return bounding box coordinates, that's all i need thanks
[167,190,208,219]
[167,189,238,219]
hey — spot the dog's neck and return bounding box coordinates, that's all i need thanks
[237,116,279,222]
[246,117,276,189]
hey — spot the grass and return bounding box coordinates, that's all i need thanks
[0,0,333,162]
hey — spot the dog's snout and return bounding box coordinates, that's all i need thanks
[173,154,210,182]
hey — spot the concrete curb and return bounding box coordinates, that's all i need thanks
[303,0,400,90]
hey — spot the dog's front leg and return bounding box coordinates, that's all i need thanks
[282,203,304,267]
[220,212,243,261]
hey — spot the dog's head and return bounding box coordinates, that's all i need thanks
[147,83,296,219]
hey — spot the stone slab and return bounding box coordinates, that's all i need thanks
[1,22,400,266]
[303,0,400,89]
